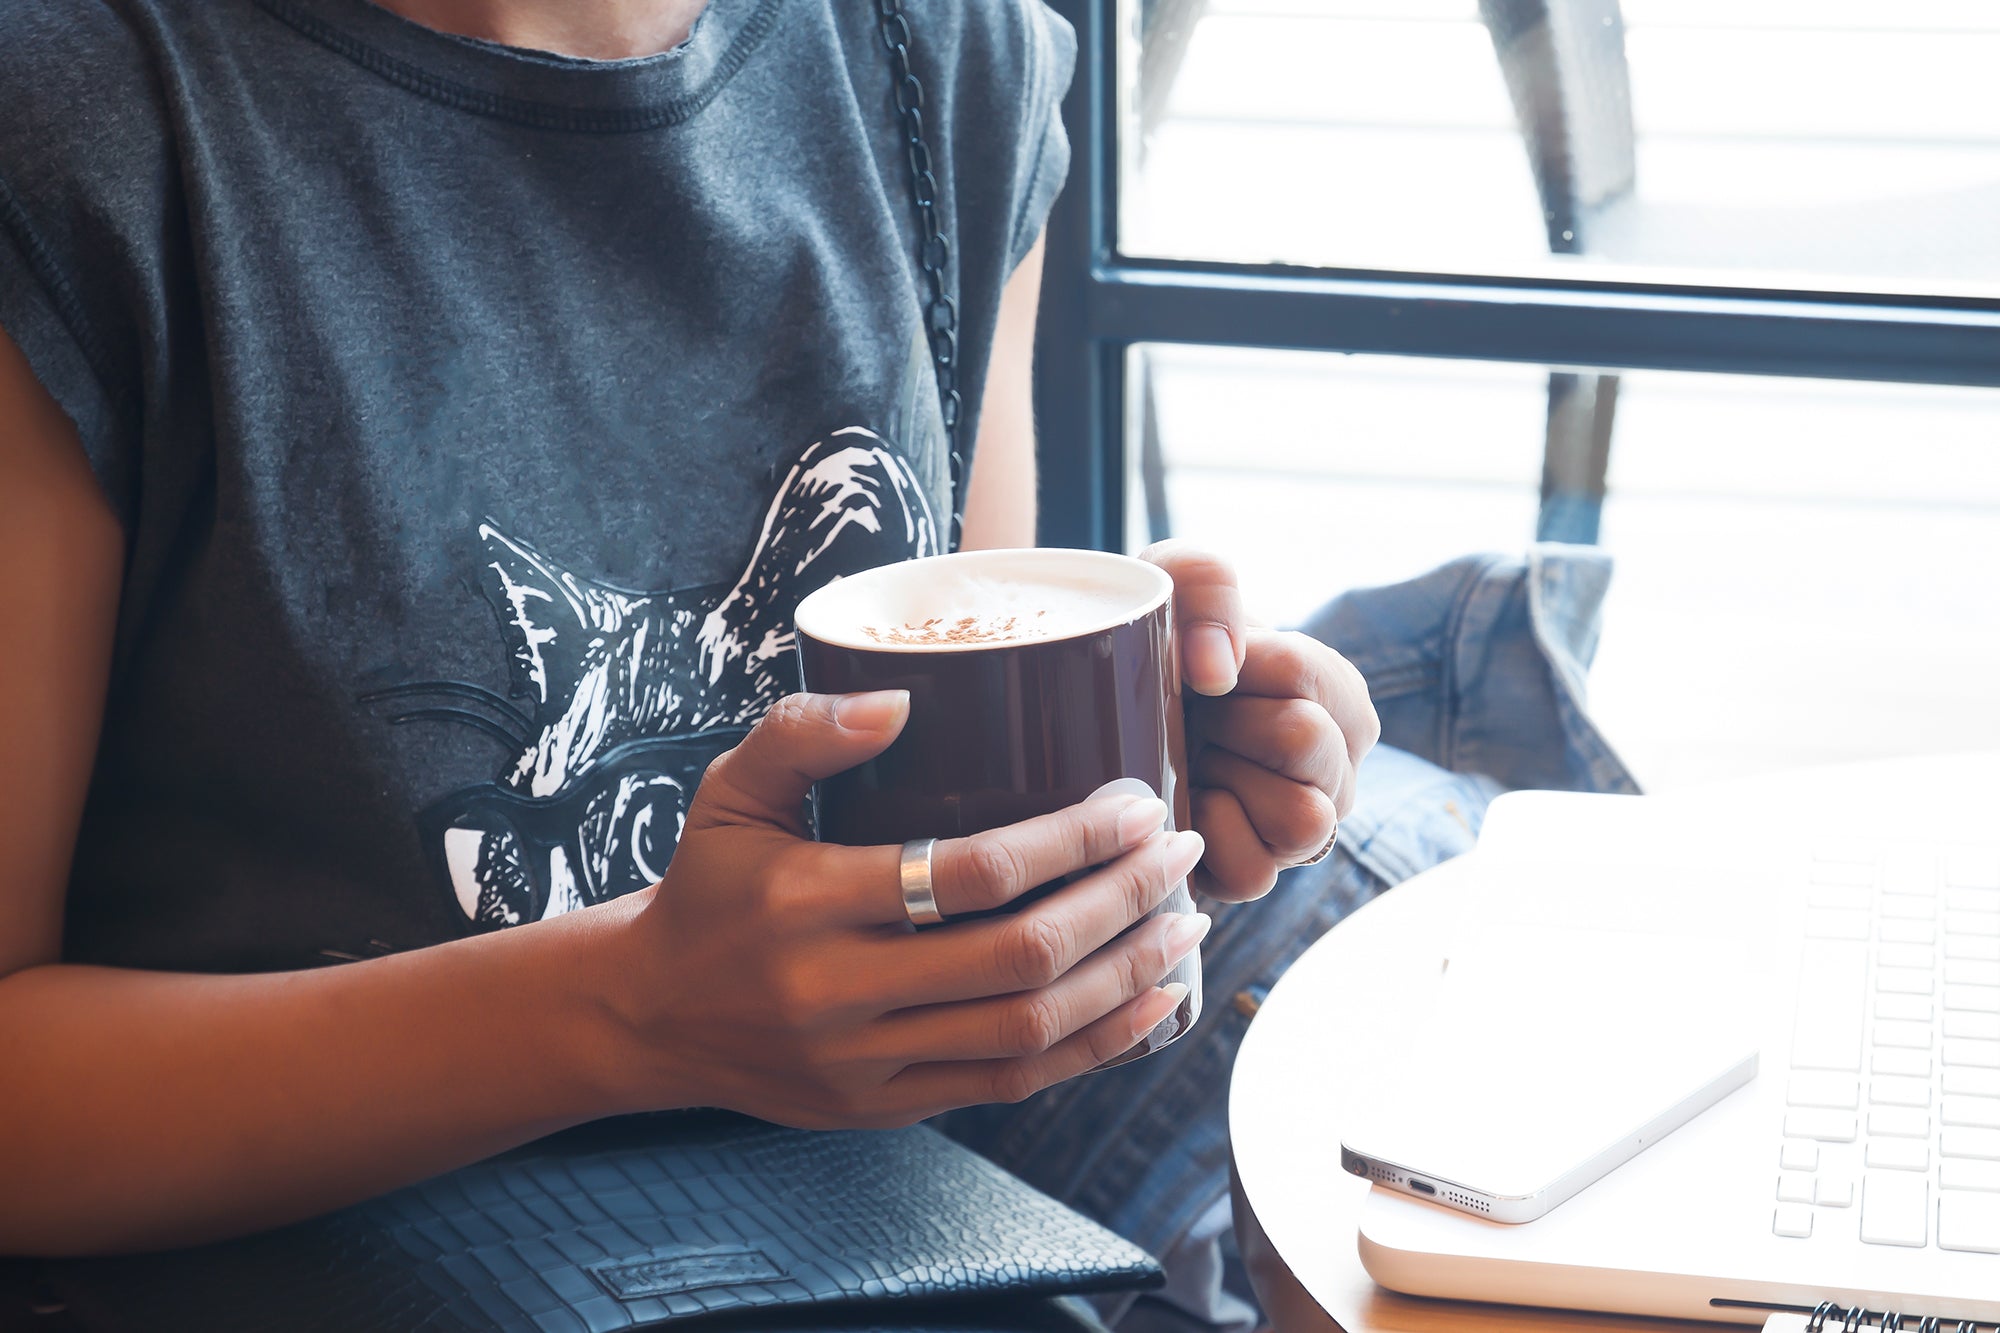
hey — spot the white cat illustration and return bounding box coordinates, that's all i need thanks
[365,430,940,927]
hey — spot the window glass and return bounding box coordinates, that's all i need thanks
[1128,344,2000,788]
[1121,0,2000,297]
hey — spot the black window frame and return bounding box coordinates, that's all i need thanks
[1031,0,2000,553]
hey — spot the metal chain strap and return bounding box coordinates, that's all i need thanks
[875,0,965,548]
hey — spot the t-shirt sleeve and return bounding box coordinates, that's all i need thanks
[0,2,174,530]
[1003,1,1076,273]
[944,0,1077,282]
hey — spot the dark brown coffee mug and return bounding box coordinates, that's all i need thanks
[793,548,1199,1065]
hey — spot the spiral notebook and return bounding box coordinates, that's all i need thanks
[1355,791,2000,1327]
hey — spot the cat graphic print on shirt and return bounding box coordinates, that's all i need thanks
[367,430,941,929]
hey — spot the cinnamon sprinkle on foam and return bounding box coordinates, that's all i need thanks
[860,613,1050,646]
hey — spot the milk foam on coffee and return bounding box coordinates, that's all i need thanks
[794,549,1171,653]
[851,573,1130,647]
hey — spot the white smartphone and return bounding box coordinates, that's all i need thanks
[1337,914,1759,1224]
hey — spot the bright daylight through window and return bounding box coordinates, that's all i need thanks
[1092,0,2000,791]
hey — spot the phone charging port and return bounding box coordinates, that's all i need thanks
[1408,1179,1437,1196]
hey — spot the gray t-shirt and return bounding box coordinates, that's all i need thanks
[0,0,1073,971]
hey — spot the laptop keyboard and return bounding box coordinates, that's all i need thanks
[1775,841,2000,1251]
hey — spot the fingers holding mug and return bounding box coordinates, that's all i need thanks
[1196,747,1340,867]
[939,792,1174,917]
[885,980,1196,1117]
[869,907,1211,1063]
[826,789,1171,927]
[872,827,1205,1008]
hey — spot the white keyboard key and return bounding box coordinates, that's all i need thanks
[1873,1048,1933,1077]
[1787,1073,1859,1109]
[1942,1159,2000,1192]
[1945,909,2000,937]
[1772,1204,1814,1239]
[1876,967,1934,995]
[1876,995,1933,1023]
[1874,1020,1934,1049]
[1785,1109,1858,1142]
[1942,1127,2000,1160]
[1947,849,2000,889]
[1944,984,2000,1014]
[1793,941,1868,1071]
[1948,887,2000,914]
[1777,1172,1815,1203]
[1877,942,1934,971]
[1882,850,1937,893]
[1881,897,1937,921]
[1948,934,2000,961]
[1945,1067,2000,1096]
[1880,919,1936,945]
[1780,1141,1819,1171]
[1944,1038,2000,1068]
[1816,876,1872,908]
[1946,959,2000,987]
[1860,1172,1928,1245]
[1871,1074,1934,1108]
[1811,860,1875,888]
[1817,1176,1854,1207]
[1943,1095,2000,1129]
[1868,1107,1931,1138]
[1945,1012,2000,1041]
[1937,1192,2000,1253]
[1866,1139,1930,1171]
[1807,909,1871,941]
[1809,885,1871,911]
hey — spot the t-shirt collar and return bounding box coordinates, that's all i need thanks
[254,0,783,131]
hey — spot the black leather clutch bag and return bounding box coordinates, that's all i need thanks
[37,1112,1161,1333]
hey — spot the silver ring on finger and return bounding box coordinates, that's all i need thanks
[900,838,944,927]
[1290,825,1339,869]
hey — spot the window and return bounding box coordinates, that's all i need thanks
[1033,0,2000,789]
[1120,1,2000,295]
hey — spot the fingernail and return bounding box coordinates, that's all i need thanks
[1116,797,1170,846]
[1167,828,1205,874]
[1187,625,1238,696]
[1131,983,1185,1038]
[1090,777,1158,803]
[1165,911,1211,958]
[833,690,909,732]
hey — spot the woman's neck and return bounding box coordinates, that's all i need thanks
[371,0,711,59]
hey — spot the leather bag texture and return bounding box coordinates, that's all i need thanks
[37,1113,1161,1333]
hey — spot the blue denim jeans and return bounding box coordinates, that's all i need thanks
[937,546,1639,1332]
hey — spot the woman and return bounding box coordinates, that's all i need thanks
[0,0,1375,1300]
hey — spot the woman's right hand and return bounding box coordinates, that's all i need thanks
[604,689,1208,1129]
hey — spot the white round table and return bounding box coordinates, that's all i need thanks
[1228,752,2000,1333]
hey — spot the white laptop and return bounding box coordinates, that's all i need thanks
[1354,786,2000,1327]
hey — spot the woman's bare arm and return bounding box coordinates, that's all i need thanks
[0,327,660,1253]
[959,236,1043,551]
[3,909,657,1255]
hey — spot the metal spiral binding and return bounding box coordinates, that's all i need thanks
[1801,1303,1986,1333]
[874,0,966,548]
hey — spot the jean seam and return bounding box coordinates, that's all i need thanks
[1359,657,1441,702]
[1526,554,1642,795]
[1435,553,1510,774]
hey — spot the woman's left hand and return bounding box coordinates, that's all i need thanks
[1141,540,1381,902]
